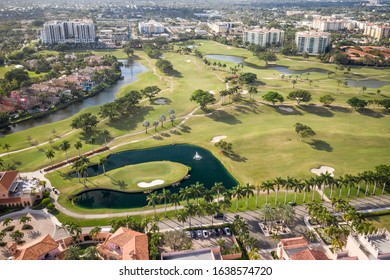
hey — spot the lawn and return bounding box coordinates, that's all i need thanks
[1,40,389,217]
[0,65,14,78]
[366,213,390,231]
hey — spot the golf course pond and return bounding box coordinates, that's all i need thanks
[73,144,238,209]
[205,54,390,88]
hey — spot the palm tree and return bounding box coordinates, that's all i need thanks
[356,173,363,197]
[146,192,160,218]
[82,246,101,260]
[242,183,255,209]
[89,226,102,240]
[254,184,261,208]
[207,202,220,226]
[259,204,275,222]
[195,203,206,227]
[3,143,10,158]
[0,231,6,242]
[274,177,285,205]
[143,120,150,133]
[159,114,166,127]
[343,174,355,198]
[74,141,83,157]
[160,188,171,218]
[10,230,24,243]
[2,217,13,227]
[177,209,188,229]
[64,245,81,260]
[170,193,181,216]
[293,179,303,203]
[45,149,55,163]
[59,140,71,162]
[66,221,82,241]
[184,203,197,229]
[203,189,214,203]
[190,182,204,205]
[211,182,225,202]
[169,114,176,126]
[152,120,159,131]
[19,215,32,225]
[218,197,232,218]
[78,163,89,187]
[302,179,313,203]
[319,172,333,200]
[248,86,257,101]
[179,186,192,206]
[261,180,275,205]
[232,184,244,210]
[99,157,108,175]
[284,176,295,204]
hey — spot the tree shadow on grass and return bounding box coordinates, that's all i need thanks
[153,135,164,140]
[107,106,154,131]
[330,106,352,114]
[358,108,384,118]
[111,179,128,190]
[298,105,334,117]
[225,152,248,162]
[309,139,333,152]
[264,104,303,115]
[207,110,242,125]
[160,132,171,138]
[170,129,182,135]
[179,124,191,134]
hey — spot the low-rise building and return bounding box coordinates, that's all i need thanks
[138,21,165,34]
[161,247,223,260]
[97,227,149,260]
[277,236,330,260]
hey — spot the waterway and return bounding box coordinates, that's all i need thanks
[74,144,238,209]
[1,60,148,135]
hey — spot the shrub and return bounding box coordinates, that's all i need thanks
[22,224,33,230]
[0,242,6,247]
[47,203,55,211]
[3,226,15,232]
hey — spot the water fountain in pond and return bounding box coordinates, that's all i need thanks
[193,151,202,160]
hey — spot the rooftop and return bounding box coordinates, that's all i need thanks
[161,247,222,260]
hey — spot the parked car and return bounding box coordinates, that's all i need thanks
[214,213,225,220]
[186,231,191,238]
[208,229,214,237]
[219,228,225,235]
[214,228,220,236]
[197,230,202,238]
[224,227,231,236]
[202,230,209,238]
[191,231,197,238]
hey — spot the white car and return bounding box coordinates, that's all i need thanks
[197,230,202,238]
[224,227,231,236]
[202,230,209,238]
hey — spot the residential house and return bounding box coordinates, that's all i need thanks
[277,236,330,260]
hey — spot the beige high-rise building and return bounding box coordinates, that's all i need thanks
[364,25,390,41]
[41,20,96,44]
[295,31,330,55]
[243,28,284,46]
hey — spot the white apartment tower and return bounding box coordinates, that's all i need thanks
[41,20,96,44]
[243,28,284,47]
[364,25,390,41]
[138,21,165,34]
[295,31,330,55]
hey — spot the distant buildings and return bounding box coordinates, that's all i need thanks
[295,31,331,55]
[312,19,348,32]
[208,22,242,35]
[138,21,165,34]
[41,20,96,44]
[243,28,284,46]
[364,24,390,41]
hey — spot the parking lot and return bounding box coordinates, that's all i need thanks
[187,227,235,250]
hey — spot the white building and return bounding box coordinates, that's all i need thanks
[364,24,390,41]
[312,19,348,31]
[138,21,165,34]
[295,31,331,55]
[41,20,96,44]
[243,28,284,47]
[208,22,241,35]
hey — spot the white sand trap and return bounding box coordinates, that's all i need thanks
[154,98,167,105]
[209,90,215,95]
[210,135,227,143]
[311,166,335,177]
[185,59,191,62]
[138,179,165,188]
[242,90,248,95]
[278,106,294,112]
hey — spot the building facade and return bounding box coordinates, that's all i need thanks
[41,20,96,44]
[364,25,390,41]
[243,28,284,47]
[138,21,165,34]
[295,31,330,55]
[312,19,348,31]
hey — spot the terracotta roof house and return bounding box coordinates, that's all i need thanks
[97,227,149,260]
[277,236,330,260]
[12,234,63,260]
[0,171,20,199]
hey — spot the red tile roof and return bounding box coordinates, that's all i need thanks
[0,171,19,192]
[13,234,59,260]
[279,236,309,248]
[291,249,330,260]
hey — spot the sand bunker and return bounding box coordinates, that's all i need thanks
[209,90,215,95]
[210,135,227,143]
[154,98,167,105]
[278,107,294,112]
[311,166,335,177]
[138,180,165,188]
[242,90,248,95]
[185,59,191,62]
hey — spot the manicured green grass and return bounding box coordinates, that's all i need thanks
[366,214,390,231]
[0,65,14,78]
